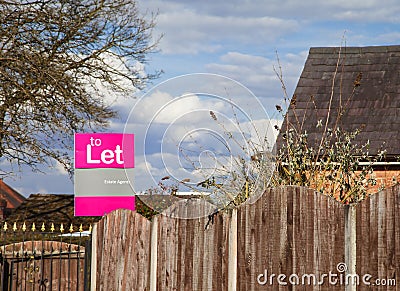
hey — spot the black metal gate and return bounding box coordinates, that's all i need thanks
[0,223,92,291]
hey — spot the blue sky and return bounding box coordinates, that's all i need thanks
[6,0,400,196]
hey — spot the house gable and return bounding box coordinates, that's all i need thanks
[276,45,400,160]
[0,179,25,209]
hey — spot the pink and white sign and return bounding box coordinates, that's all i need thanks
[74,133,135,216]
[75,133,134,168]
[75,196,135,216]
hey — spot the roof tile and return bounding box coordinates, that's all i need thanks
[276,45,400,158]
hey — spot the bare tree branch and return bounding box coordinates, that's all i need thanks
[0,0,160,176]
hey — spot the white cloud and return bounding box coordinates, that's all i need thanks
[139,0,400,57]
[132,118,283,192]
[4,168,73,196]
[132,91,227,124]
[52,161,69,176]
[145,0,400,22]
[123,74,280,192]
[205,51,308,114]
[154,9,299,55]
[130,115,281,192]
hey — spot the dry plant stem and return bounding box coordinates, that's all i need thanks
[315,45,342,164]
[274,42,381,204]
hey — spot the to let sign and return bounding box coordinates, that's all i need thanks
[74,133,135,216]
[75,133,134,168]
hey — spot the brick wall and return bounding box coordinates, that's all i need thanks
[370,169,400,193]
[307,168,400,202]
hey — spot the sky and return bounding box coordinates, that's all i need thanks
[6,0,400,196]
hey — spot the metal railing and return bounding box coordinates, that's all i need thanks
[0,222,92,291]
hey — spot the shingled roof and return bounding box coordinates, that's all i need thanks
[5,193,184,224]
[5,194,100,226]
[0,180,25,209]
[276,45,400,160]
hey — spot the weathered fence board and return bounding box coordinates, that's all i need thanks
[157,199,229,291]
[237,186,346,291]
[92,185,400,290]
[94,209,151,291]
[356,184,400,290]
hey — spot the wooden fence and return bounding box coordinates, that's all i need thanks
[91,185,400,290]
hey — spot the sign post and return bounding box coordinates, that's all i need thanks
[74,133,135,216]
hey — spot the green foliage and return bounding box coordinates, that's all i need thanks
[274,126,383,203]
[272,47,385,204]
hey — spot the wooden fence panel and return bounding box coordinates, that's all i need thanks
[237,186,346,291]
[91,185,400,290]
[356,184,400,290]
[95,209,151,291]
[157,198,229,291]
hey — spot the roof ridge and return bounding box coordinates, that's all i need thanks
[310,45,400,54]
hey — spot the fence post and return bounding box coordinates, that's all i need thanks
[228,208,237,291]
[90,224,98,291]
[344,205,357,291]
[83,233,92,291]
[149,215,158,291]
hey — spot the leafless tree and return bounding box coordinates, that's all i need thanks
[0,0,159,175]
